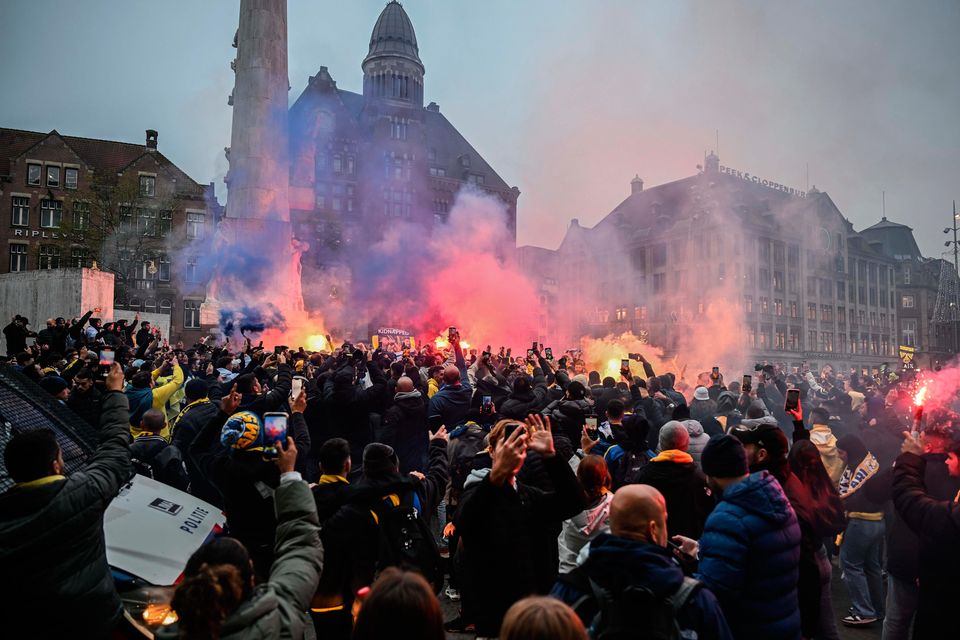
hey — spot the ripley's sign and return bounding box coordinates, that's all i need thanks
[12,229,65,239]
[719,165,807,198]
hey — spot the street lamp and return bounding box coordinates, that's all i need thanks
[943,201,960,353]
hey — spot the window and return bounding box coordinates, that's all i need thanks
[616,307,628,321]
[119,206,134,232]
[760,296,770,314]
[788,245,799,268]
[69,247,87,268]
[346,156,355,176]
[902,295,915,309]
[27,163,42,186]
[808,330,818,351]
[144,299,157,313]
[64,168,78,190]
[9,244,27,272]
[903,266,911,285]
[429,167,447,177]
[158,254,170,282]
[653,273,666,293]
[40,199,62,228]
[774,299,784,316]
[635,306,647,321]
[11,196,29,227]
[38,245,60,269]
[333,154,343,174]
[184,300,201,329]
[652,244,667,268]
[773,271,784,291]
[838,307,846,326]
[46,165,60,187]
[185,256,199,283]
[759,269,770,289]
[128,298,142,312]
[139,175,156,197]
[789,301,798,318]
[159,299,172,315]
[186,212,205,239]
[744,295,753,313]
[137,208,156,236]
[807,303,817,320]
[467,174,485,185]
[775,328,786,350]
[73,201,89,231]
[158,210,172,237]
[807,277,817,296]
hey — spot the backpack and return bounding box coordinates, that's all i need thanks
[613,448,652,488]
[371,491,444,594]
[589,576,701,640]
[447,423,490,498]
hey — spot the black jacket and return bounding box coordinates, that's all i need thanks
[544,397,594,443]
[892,452,960,639]
[320,363,388,463]
[318,439,448,608]
[634,456,713,538]
[455,454,587,636]
[67,385,102,428]
[130,435,189,491]
[381,391,428,474]
[171,398,222,506]
[3,320,34,355]
[0,390,132,640]
[500,370,552,420]
[238,363,293,418]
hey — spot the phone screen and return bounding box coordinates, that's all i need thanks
[621,359,630,370]
[742,374,752,389]
[99,349,115,366]
[785,389,801,412]
[585,416,599,439]
[291,377,305,398]
[532,341,538,351]
[526,349,534,358]
[544,347,553,360]
[263,413,288,445]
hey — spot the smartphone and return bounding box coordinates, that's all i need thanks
[482,395,493,412]
[544,347,553,360]
[741,374,752,390]
[585,416,599,439]
[526,348,535,359]
[532,341,538,351]
[503,422,525,440]
[785,388,801,412]
[98,348,115,378]
[621,359,630,370]
[291,376,307,399]
[262,412,288,455]
[448,326,457,341]
[428,415,444,432]
[711,366,720,380]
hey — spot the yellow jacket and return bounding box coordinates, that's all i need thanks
[130,364,184,440]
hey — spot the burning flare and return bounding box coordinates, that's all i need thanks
[913,382,929,407]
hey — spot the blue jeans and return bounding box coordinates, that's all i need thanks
[881,574,917,640]
[841,517,885,619]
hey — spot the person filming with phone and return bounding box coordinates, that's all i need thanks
[428,328,472,430]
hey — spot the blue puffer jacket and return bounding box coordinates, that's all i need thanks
[697,470,801,640]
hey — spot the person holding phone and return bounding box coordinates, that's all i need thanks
[381,376,429,474]
[427,331,472,432]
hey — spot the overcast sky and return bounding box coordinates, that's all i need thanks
[2,1,958,256]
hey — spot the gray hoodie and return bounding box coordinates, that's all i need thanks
[558,491,614,573]
[683,419,711,469]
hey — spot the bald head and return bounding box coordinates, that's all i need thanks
[442,365,461,385]
[609,484,668,547]
[396,376,415,393]
[141,409,166,434]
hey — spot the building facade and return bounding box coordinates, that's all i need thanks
[284,1,519,308]
[0,127,218,342]
[525,153,900,375]
[860,218,957,369]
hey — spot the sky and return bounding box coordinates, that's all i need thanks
[2,0,958,257]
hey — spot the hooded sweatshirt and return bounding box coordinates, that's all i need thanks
[558,491,614,573]
[683,419,710,467]
[810,423,844,486]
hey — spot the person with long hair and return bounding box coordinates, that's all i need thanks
[789,439,847,640]
[352,568,444,640]
[500,596,588,640]
[558,454,614,572]
[158,438,322,640]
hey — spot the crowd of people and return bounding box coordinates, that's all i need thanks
[2,311,959,640]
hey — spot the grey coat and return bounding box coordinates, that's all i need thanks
[156,479,323,640]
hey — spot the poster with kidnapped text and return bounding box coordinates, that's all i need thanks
[104,474,225,585]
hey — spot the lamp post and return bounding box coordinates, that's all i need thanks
[944,200,960,354]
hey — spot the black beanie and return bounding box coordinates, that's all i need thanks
[701,434,749,478]
[363,443,399,477]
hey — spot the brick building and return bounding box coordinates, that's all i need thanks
[285,1,519,306]
[0,127,219,342]
[860,217,957,369]
[524,153,901,375]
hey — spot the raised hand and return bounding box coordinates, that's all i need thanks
[581,425,599,454]
[525,413,555,458]
[221,383,242,415]
[490,424,527,486]
[291,388,307,414]
[275,437,297,474]
[429,425,449,442]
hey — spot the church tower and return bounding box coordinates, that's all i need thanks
[361,1,424,108]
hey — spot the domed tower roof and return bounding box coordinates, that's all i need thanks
[363,1,423,73]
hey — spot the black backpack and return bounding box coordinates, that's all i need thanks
[613,448,652,488]
[588,576,701,640]
[371,492,444,594]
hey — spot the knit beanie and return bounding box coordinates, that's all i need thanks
[220,411,263,450]
[363,442,399,477]
[39,375,68,396]
[701,434,749,478]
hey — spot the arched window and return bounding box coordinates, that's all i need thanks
[128,298,142,312]
[159,299,172,315]
[144,299,157,313]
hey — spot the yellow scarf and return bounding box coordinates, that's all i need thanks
[16,475,66,489]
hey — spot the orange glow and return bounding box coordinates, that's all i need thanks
[914,382,929,406]
[306,334,328,351]
[434,334,449,350]
[142,603,177,626]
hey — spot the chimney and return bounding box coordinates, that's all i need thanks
[426,101,440,112]
[146,129,158,150]
[631,174,644,195]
